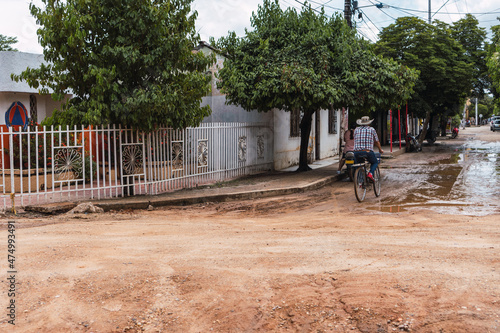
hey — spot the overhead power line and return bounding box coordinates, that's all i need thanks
[314,0,334,11]
[432,0,453,18]
[388,5,500,16]
[293,0,323,13]
[478,7,500,17]
[376,7,400,21]
[358,9,381,33]
[281,0,298,8]
[293,0,343,12]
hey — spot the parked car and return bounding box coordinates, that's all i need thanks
[491,119,500,132]
[490,116,500,129]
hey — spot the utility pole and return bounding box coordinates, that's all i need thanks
[428,0,431,24]
[475,97,478,126]
[342,0,352,164]
[462,101,467,129]
[344,0,352,28]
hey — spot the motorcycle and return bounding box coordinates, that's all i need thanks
[344,151,382,181]
[405,133,422,152]
[344,151,355,181]
[451,127,459,139]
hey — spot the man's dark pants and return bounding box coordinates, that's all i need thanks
[354,150,378,175]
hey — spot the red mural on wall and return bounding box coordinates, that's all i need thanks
[5,101,29,130]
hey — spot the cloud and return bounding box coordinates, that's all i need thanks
[193,0,262,41]
[1,0,499,53]
[0,0,43,53]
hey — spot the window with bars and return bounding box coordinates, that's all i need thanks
[290,108,301,137]
[328,108,337,134]
[30,94,37,123]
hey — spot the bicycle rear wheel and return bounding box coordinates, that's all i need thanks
[373,167,381,197]
[354,167,367,202]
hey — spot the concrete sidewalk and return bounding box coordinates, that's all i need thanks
[27,145,406,214]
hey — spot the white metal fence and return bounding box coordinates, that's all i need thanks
[0,123,273,210]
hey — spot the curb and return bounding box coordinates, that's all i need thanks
[382,147,406,159]
[26,173,344,214]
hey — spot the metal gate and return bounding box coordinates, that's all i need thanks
[0,123,273,209]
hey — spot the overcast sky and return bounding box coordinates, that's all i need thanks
[1,0,499,54]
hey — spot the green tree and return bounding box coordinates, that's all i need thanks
[12,0,213,132]
[487,24,500,113]
[0,34,18,51]
[451,14,489,98]
[213,0,417,171]
[375,17,474,142]
[343,42,418,116]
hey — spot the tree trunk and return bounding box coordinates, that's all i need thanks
[440,113,449,137]
[418,111,431,145]
[297,109,315,172]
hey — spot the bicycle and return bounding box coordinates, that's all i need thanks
[352,154,381,202]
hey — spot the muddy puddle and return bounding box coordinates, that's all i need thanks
[369,140,500,216]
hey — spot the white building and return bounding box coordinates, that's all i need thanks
[1,47,342,171]
[0,51,70,128]
[195,42,342,171]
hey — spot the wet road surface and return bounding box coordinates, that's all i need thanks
[369,134,499,216]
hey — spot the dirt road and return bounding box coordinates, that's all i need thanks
[1,126,499,332]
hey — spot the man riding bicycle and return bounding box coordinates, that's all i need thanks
[353,116,384,182]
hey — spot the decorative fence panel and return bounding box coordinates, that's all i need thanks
[0,123,273,210]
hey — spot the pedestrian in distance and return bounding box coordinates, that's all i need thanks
[353,116,384,182]
[337,123,355,174]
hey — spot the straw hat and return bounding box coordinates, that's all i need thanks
[356,116,373,126]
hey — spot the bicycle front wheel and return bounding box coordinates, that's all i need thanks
[373,167,381,197]
[354,167,367,202]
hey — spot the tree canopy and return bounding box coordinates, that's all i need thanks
[343,42,418,115]
[0,34,18,51]
[213,0,417,170]
[451,14,489,99]
[12,0,214,132]
[374,17,474,120]
[213,2,351,114]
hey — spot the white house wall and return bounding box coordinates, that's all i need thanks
[318,108,341,159]
[1,51,70,126]
[202,96,274,123]
[0,92,68,125]
[203,99,342,171]
[273,109,302,170]
[197,43,342,171]
[273,109,340,170]
[1,93,30,124]
[43,96,65,122]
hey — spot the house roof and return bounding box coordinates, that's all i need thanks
[0,51,47,94]
[193,41,220,53]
